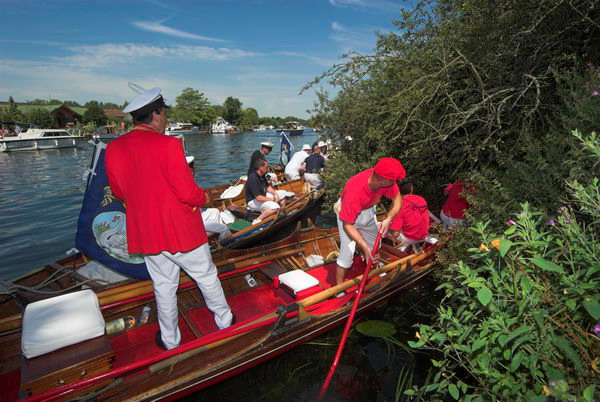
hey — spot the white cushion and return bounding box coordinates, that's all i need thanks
[305,254,325,267]
[22,289,106,358]
[278,270,319,294]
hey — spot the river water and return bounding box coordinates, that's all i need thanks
[0,130,320,280]
[0,129,437,400]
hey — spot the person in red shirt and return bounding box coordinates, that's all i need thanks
[105,87,233,350]
[335,158,406,286]
[441,179,474,229]
[389,181,430,251]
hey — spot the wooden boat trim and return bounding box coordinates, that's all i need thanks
[27,248,435,402]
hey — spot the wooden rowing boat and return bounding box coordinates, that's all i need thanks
[0,225,439,401]
[203,177,324,250]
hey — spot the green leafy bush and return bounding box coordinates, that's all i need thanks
[409,131,599,401]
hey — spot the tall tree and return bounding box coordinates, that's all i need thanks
[25,108,54,129]
[83,104,107,126]
[169,87,210,126]
[239,108,259,130]
[3,96,25,122]
[223,97,243,126]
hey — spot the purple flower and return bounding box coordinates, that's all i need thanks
[507,220,516,226]
[594,324,600,335]
[549,381,557,387]
[547,219,555,226]
[593,90,599,96]
[559,206,567,211]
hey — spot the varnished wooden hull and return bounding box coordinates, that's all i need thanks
[0,225,438,401]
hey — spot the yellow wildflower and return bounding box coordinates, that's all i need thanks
[415,331,421,339]
[542,385,551,395]
[491,239,501,250]
[479,243,489,251]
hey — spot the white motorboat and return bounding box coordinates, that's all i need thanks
[211,117,237,134]
[0,128,85,152]
[165,122,200,136]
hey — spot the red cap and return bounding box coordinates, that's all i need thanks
[374,157,406,180]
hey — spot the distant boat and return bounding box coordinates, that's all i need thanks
[166,122,199,136]
[277,121,304,136]
[92,125,125,141]
[211,117,237,134]
[0,127,85,152]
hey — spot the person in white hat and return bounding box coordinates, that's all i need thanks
[247,141,273,176]
[302,142,326,189]
[284,143,311,181]
[105,87,233,351]
[319,140,330,161]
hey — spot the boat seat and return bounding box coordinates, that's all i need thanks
[227,219,252,233]
[21,289,106,359]
[274,269,321,300]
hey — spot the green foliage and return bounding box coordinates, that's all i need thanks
[409,131,599,401]
[83,104,107,126]
[1,97,25,122]
[239,108,259,130]
[25,107,54,129]
[223,96,243,126]
[306,0,599,221]
[168,87,210,126]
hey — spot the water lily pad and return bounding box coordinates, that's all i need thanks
[355,320,396,338]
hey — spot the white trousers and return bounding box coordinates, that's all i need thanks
[247,190,288,212]
[336,205,378,269]
[202,208,232,240]
[144,243,232,350]
[304,172,322,187]
[285,172,300,181]
[440,210,465,230]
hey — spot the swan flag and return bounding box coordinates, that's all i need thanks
[75,141,151,280]
[280,132,293,166]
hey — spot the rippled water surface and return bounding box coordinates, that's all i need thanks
[0,130,320,279]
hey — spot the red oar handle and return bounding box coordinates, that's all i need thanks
[319,230,383,399]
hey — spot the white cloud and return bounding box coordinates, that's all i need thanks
[275,51,334,67]
[329,0,404,12]
[132,21,229,42]
[52,43,259,70]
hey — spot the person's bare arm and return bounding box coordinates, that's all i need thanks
[379,192,402,236]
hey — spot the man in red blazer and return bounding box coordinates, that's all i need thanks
[105,87,233,350]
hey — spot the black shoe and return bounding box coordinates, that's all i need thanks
[230,314,236,326]
[155,331,167,351]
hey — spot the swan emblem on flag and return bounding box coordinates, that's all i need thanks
[92,211,144,264]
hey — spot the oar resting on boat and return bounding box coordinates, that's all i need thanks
[1,228,439,401]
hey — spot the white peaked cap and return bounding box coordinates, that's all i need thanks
[318,141,327,147]
[261,141,273,147]
[122,87,169,117]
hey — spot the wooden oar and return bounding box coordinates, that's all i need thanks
[319,231,384,399]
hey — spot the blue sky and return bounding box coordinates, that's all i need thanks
[1,0,409,118]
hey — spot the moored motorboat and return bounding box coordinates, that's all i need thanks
[277,121,304,136]
[0,128,86,152]
[0,223,439,401]
[166,122,200,136]
[211,117,237,134]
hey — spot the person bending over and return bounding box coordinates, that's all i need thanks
[389,181,430,251]
[334,158,406,286]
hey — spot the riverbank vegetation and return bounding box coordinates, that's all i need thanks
[306,0,599,399]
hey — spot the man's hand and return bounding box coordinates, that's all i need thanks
[359,241,379,265]
[379,217,393,237]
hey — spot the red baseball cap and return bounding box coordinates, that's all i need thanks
[374,157,406,180]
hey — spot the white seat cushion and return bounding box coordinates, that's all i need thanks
[278,270,319,294]
[22,289,106,358]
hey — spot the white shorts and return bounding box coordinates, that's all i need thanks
[336,205,378,269]
[440,210,465,229]
[247,191,287,212]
